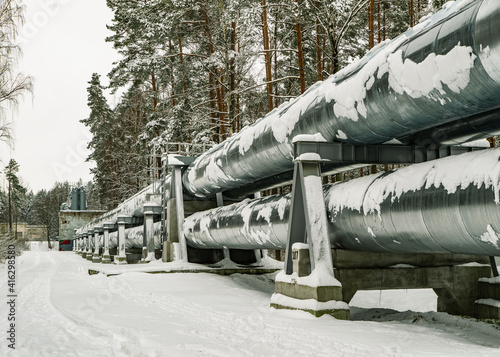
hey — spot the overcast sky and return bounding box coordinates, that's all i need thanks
[0,0,120,192]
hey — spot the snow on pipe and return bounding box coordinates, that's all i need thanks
[183,148,500,257]
[88,222,163,250]
[183,0,500,199]
[76,0,500,236]
[75,180,168,236]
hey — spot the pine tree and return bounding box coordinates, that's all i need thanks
[80,73,117,208]
[3,159,26,234]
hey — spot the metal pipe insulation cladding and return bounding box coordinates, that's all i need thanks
[106,222,163,250]
[184,148,500,256]
[182,0,500,199]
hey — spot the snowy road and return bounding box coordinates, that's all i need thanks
[1,250,499,356]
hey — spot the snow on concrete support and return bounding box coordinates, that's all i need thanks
[72,229,77,252]
[142,204,161,262]
[166,155,194,262]
[102,223,114,264]
[77,235,82,255]
[163,198,178,262]
[92,226,103,263]
[81,232,89,259]
[74,233,80,254]
[80,236,85,255]
[331,250,492,317]
[475,277,500,319]
[86,229,94,261]
[271,156,349,319]
[115,216,131,265]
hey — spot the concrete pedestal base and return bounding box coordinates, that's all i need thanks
[101,255,112,264]
[114,256,127,265]
[92,254,101,263]
[283,248,493,319]
[81,252,87,259]
[271,281,350,319]
[271,244,349,319]
[335,265,491,317]
[474,278,500,319]
[331,250,493,318]
[86,254,93,261]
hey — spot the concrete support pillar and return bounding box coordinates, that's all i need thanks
[86,229,94,261]
[102,223,113,264]
[81,233,88,259]
[79,237,84,255]
[92,226,103,263]
[271,154,348,319]
[73,229,78,252]
[115,216,131,265]
[173,166,187,261]
[75,234,81,254]
[142,204,161,263]
[163,198,178,262]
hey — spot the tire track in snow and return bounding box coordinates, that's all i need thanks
[1,252,154,357]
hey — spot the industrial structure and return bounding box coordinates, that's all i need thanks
[73,0,500,319]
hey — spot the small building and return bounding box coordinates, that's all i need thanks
[59,210,107,241]
[0,223,48,241]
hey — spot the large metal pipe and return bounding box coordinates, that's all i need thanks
[184,148,500,256]
[183,0,500,199]
[77,0,500,240]
[101,222,162,250]
[76,181,166,235]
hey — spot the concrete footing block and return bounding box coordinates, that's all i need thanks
[271,246,349,319]
[270,293,350,319]
[275,281,343,302]
[474,278,500,320]
[114,256,127,265]
[101,255,112,264]
[81,252,87,259]
[272,281,350,319]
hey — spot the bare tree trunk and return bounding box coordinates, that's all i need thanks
[295,0,306,94]
[169,39,176,107]
[178,33,188,95]
[409,0,414,27]
[368,0,375,49]
[229,21,239,135]
[204,5,226,143]
[262,0,274,111]
[315,1,323,81]
[382,2,386,41]
[377,0,381,44]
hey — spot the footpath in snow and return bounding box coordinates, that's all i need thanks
[0,250,499,356]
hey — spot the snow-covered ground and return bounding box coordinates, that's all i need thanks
[1,250,499,356]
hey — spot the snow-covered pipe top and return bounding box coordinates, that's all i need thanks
[75,0,500,236]
[182,0,500,198]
